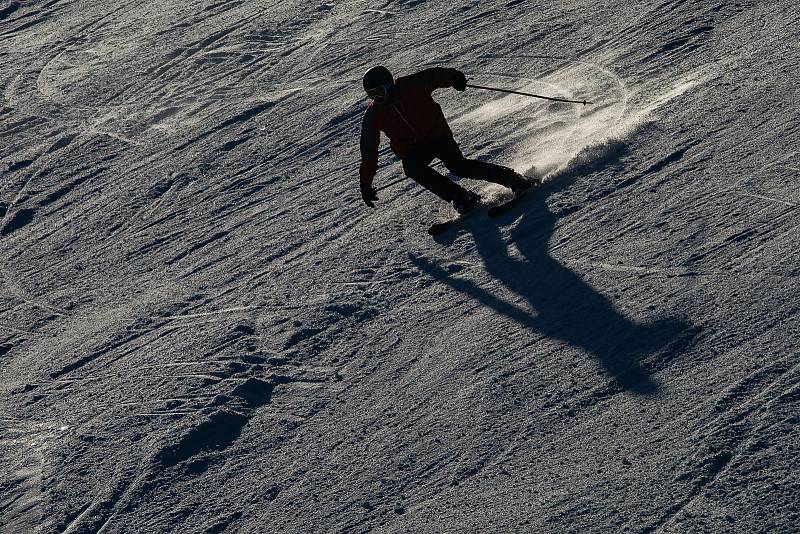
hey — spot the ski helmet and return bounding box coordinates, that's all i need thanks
[362,65,393,93]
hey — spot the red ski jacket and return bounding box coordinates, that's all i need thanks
[359,67,462,186]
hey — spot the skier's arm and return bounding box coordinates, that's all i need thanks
[403,67,467,93]
[359,107,380,187]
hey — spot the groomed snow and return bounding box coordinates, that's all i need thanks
[1,0,798,531]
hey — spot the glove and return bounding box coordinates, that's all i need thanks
[360,183,378,208]
[452,70,467,92]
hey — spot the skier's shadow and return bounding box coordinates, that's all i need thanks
[410,177,692,395]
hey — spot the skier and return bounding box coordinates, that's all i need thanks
[358,65,536,214]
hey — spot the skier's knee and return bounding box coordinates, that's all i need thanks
[402,160,426,180]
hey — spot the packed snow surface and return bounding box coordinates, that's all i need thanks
[1,0,799,532]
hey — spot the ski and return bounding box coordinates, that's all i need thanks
[427,205,481,235]
[487,180,542,217]
[428,178,542,235]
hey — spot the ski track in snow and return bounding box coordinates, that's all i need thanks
[1,0,799,532]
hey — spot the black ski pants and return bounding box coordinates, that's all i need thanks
[401,136,517,203]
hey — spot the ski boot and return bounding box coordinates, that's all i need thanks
[510,172,541,195]
[452,190,480,215]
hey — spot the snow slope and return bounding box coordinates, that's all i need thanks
[1,0,798,532]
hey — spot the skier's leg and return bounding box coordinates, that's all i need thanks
[434,136,522,189]
[402,147,473,203]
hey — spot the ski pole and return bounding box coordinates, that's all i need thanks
[466,83,592,106]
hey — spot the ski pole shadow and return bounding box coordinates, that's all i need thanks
[410,149,694,395]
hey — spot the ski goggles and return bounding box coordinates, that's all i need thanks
[366,83,392,100]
